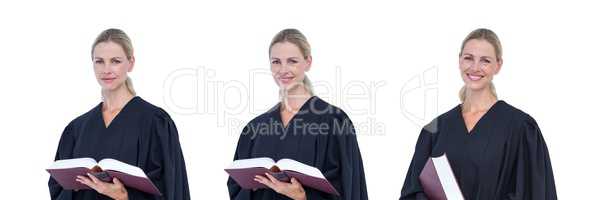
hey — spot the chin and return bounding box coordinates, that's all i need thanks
[282,83,302,91]
[464,82,489,92]
[102,84,124,92]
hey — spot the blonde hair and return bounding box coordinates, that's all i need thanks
[92,28,136,96]
[458,28,502,102]
[269,28,314,95]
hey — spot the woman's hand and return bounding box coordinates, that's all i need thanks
[254,173,306,200]
[76,173,128,200]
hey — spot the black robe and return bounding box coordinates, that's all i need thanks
[228,96,368,200]
[400,100,557,200]
[49,96,190,200]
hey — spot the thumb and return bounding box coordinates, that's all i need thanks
[290,177,301,186]
[113,177,123,186]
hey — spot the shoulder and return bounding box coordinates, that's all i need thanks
[423,104,461,134]
[131,97,183,141]
[308,97,359,138]
[497,101,539,127]
[309,96,349,120]
[247,103,279,126]
[494,101,545,144]
[59,103,101,139]
[132,97,173,121]
[66,103,100,129]
[128,97,179,136]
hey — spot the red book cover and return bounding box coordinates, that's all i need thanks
[418,154,464,200]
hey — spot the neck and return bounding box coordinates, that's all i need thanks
[101,85,134,111]
[281,86,312,111]
[462,87,497,113]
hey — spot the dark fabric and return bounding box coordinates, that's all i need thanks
[400,101,557,200]
[49,96,190,200]
[228,96,368,200]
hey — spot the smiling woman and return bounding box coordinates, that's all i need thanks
[268,29,314,97]
[227,28,369,200]
[457,29,501,103]
[48,28,191,200]
[399,28,557,200]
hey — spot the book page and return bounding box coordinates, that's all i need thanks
[276,158,325,179]
[227,157,276,170]
[432,154,464,200]
[47,157,97,170]
[98,158,147,178]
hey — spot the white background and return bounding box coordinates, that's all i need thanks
[1,0,598,199]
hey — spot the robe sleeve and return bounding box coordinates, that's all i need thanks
[504,117,557,200]
[227,124,254,199]
[399,126,436,200]
[310,112,368,200]
[49,121,76,200]
[145,110,191,200]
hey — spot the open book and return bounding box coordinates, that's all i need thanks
[47,158,161,195]
[419,153,464,200]
[225,157,339,196]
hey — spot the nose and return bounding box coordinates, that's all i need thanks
[98,63,112,75]
[468,60,484,72]
[279,63,292,74]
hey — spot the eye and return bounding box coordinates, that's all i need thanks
[271,60,281,64]
[111,59,122,64]
[94,60,104,64]
[288,59,298,64]
[482,59,491,63]
[463,56,473,61]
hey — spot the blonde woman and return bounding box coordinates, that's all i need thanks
[400,28,557,199]
[228,29,368,200]
[48,28,190,200]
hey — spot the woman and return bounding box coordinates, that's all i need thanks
[227,29,368,200]
[48,28,190,200]
[399,28,557,199]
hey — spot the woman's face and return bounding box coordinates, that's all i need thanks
[270,42,312,92]
[459,39,502,92]
[92,41,134,92]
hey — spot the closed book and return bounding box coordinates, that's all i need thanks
[419,153,464,200]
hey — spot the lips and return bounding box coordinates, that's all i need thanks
[101,77,116,84]
[466,73,484,81]
[278,76,294,84]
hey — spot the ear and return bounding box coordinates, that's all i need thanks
[304,56,312,72]
[495,58,503,75]
[127,56,135,72]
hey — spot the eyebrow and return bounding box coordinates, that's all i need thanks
[461,54,494,60]
[93,56,124,60]
[270,56,301,60]
[272,56,300,59]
